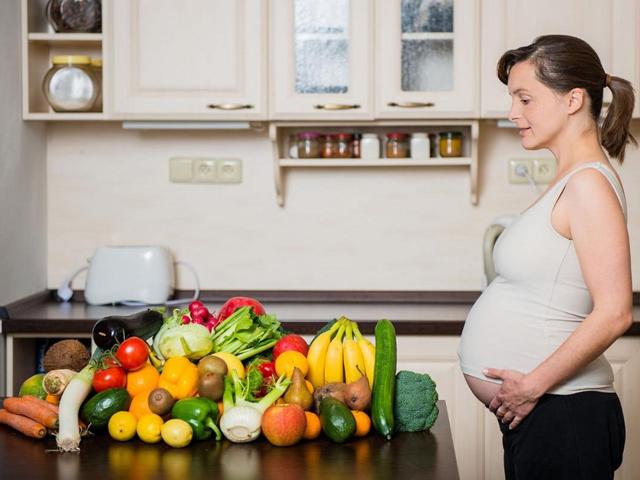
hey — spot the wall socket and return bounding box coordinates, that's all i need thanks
[169,157,242,184]
[508,158,556,184]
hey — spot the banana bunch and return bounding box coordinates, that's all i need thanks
[307,316,376,389]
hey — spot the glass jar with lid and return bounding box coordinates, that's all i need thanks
[334,133,353,158]
[386,133,409,158]
[46,0,102,33]
[410,133,430,160]
[360,133,380,159]
[321,134,337,158]
[297,131,321,158]
[42,55,98,112]
[439,131,463,157]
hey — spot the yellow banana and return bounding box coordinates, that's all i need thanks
[343,321,366,383]
[353,322,376,388]
[324,320,346,384]
[306,319,342,388]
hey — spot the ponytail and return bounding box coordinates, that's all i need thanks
[601,76,637,164]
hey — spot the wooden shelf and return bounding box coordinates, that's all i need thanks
[279,158,472,167]
[270,121,479,207]
[27,33,103,46]
[24,112,106,121]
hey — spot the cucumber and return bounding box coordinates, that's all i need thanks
[371,319,396,439]
[319,397,356,443]
[81,388,131,429]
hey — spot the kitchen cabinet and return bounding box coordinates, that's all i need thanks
[399,336,640,480]
[269,0,374,120]
[21,0,106,120]
[109,0,267,120]
[481,0,640,119]
[375,0,479,119]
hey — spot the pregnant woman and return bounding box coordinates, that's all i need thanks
[458,35,635,479]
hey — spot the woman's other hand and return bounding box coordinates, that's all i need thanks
[484,368,540,430]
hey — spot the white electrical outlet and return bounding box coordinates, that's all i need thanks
[532,158,557,184]
[508,159,533,184]
[193,158,217,183]
[216,158,242,183]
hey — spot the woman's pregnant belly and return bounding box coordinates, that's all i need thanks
[464,374,501,407]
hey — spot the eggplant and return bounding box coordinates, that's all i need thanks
[92,309,163,349]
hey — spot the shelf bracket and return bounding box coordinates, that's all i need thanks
[470,121,479,205]
[270,123,285,207]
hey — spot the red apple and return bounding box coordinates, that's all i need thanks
[272,334,309,359]
[261,404,307,447]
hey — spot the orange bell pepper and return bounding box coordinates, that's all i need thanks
[158,356,199,400]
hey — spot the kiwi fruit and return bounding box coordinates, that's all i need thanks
[148,388,175,416]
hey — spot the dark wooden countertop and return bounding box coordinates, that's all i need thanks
[1,290,639,336]
[0,400,459,480]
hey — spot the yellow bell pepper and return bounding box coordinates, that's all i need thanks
[158,356,199,400]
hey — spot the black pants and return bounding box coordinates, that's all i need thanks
[499,391,625,480]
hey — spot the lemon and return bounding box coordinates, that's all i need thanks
[161,419,193,448]
[136,413,163,444]
[108,411,138,441]
[212,352,245,378]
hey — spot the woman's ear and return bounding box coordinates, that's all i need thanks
[567,88,585,115]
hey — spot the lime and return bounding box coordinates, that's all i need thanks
[18,373,47,399]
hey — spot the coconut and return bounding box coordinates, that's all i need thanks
[43,339,91,372]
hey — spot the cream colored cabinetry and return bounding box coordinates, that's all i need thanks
[481,0,640,118]
[375,0,479,119]
[109,0,266,120]
[398,336,640,480]
[269,0,374,120]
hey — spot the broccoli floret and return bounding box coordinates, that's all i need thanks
[393,370,439,432]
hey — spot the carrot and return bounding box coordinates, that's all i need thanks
[0,409,46,439]
[24,395,59,415]
[4,397,58,429]
[46,394,60,405]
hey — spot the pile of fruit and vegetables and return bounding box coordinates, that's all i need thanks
[1,296,439,451]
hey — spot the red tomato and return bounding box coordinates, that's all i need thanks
[217,297,266,323]
[272,334,309,359]
[115,337,149,371]
[92,366,126,392]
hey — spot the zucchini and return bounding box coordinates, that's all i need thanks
[371,319,396,439]
[81,388,131,429]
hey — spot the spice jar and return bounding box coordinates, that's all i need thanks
[46,0,102,33]
[297,131,321,158]
[322,135,337,158]
[352,133,361,158]
[334,133,353,158]
[361,133,380,159]
[439,131,463,157]
[90,57,102,112]
[42,55,98,112]
[386,133,409,158]
[410,133,430,160]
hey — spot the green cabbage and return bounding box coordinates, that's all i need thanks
[153,309,213,360]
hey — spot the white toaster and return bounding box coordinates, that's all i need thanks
[84,246,175,305]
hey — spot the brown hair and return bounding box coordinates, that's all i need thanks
[497,35,636,163]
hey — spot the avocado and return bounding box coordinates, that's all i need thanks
[319,397,356,443]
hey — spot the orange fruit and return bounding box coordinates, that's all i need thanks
[129,389,154,419]
[275,351,309,378]
[352,410,371,437]
[303,411,321,440]
[126,363,159,397]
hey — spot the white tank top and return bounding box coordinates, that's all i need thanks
[458,162,627,395]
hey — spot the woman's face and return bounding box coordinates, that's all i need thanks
[507,61,568,150]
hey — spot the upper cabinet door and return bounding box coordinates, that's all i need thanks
[481,0,640,118]
[375,0,479,118]
[270,0,374,120]
[110,0,266,119]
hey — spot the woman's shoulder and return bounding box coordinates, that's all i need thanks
[563,163,626,218]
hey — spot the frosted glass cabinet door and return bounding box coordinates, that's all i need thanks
[376,0,478,118]
[270,0,374,120]
[110,0,266,119]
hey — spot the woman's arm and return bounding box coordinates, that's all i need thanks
[487,169,633,428]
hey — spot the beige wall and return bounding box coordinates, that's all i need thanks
[0,0,47,305]
[46,121,640,292]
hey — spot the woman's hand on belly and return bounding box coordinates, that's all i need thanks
[484,368,540,430]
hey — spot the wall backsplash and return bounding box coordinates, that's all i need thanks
[47,121,640,291]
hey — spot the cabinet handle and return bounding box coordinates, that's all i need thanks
[207,103,254,110]
[313,103,361,110]
[387,101,435,108]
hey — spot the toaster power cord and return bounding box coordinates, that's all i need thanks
[56,266,89,301]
